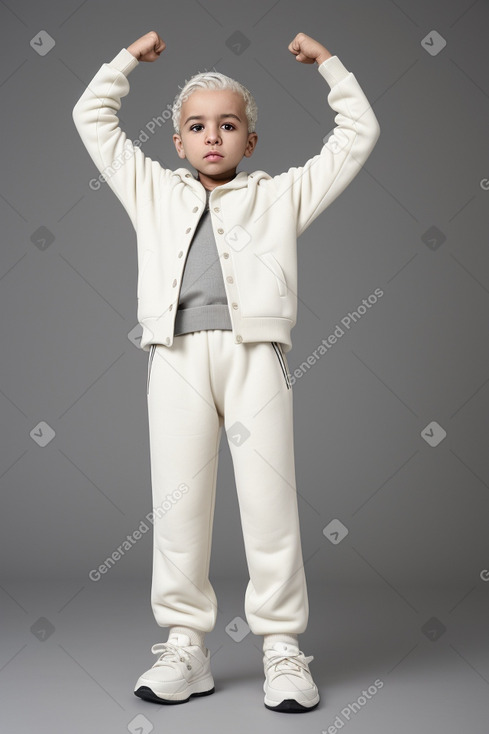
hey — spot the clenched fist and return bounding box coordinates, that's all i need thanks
[288,32,331,65]
[127,31,166,62]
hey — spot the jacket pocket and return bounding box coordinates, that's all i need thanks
[260,251,288,297]
[271,341,291,389]
[147,344,156,395]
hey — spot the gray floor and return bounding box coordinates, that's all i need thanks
[1,577,488,733]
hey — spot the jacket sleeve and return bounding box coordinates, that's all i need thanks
[72,47,156,230]
[272,55,381,238]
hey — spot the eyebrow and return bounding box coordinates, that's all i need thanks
[184,113,242,127]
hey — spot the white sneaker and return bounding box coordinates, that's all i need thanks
[134,632,215,704]
[263,642,320,712]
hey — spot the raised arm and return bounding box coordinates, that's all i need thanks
[72,31,166,230]
[274,32,381,238]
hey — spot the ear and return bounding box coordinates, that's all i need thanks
[244,132,258,157]
[172,134,186,159]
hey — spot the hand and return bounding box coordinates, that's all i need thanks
[127,31,166,62]
[288,32,332,65]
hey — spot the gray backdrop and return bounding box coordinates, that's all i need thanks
[1,0,489,732]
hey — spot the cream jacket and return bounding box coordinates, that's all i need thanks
[72,47,380,353]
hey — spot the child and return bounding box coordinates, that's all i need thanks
[72,30,380,713]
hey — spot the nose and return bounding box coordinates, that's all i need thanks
[205,127,220,144]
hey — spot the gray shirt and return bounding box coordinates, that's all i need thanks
[174,187,233,335]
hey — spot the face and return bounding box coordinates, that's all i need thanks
[173,88,258,189]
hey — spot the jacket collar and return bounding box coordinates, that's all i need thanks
[170,168,271,191]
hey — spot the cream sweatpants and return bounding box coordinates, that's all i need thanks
[145,329,309,636]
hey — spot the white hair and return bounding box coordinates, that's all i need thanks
[171,70,258,135]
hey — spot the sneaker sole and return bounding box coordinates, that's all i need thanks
[134,683,215,705]
[264,696,319,713]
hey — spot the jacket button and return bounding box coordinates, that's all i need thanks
[165,337,171,344]
[185,227,191,233]
[192,206,198,212]
[214,207,220,212]
[223,252,229,258]
[217,228,224,234]
[178,251,183,257]
[169,304,173,311]
[236,334,243,343]
[185,173,191,178]
[232,302,238,309]
[172,279,177,287]
[226,276,233,283]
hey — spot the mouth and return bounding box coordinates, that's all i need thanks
[205,152,223,160]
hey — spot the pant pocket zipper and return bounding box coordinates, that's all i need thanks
[271,341,291,389]
[147,344,156,395]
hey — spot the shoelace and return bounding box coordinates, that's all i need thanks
[264,649,314,680]
[150,642,193,670]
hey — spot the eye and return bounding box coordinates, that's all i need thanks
[189,123,235,132]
